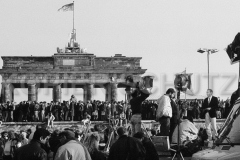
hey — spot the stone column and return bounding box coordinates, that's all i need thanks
[83,85,87,103]
[28,83,37,102]
[10,84,14,102]
[2,83,11,103]
[53,84,62,102]
[86,84,94,101]
[1,87,3,103]
[110,83,118,102]
[36,85,38,102]
[105,83,111,102]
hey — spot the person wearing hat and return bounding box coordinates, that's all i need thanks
[54,130,91,160]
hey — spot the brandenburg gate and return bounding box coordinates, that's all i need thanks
[0,53,146,103]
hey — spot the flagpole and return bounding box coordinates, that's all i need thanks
[73,1,75,50]
[185,68,187,101]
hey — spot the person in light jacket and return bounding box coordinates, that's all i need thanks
[54,130,91,160]
[172,116,198,144]
[156,88,176,136]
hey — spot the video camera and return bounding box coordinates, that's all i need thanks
[124,75,154,94]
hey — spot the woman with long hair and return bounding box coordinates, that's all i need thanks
[84,132,107,160]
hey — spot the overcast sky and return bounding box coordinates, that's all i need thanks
[1,0,240,102]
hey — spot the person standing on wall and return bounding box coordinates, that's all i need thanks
[130,88,150,137]
[202,89,218,141]
[156,88,176,136]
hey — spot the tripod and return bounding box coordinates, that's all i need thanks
[170,90,184,160]
[126,121,152,142]
[104,117,119,152]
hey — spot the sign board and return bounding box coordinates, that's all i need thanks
[63,59,75,65]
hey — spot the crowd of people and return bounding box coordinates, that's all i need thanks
[0,86,236,159]
[0,97,132,123]
[0,122,159,160]
[0,94,232,124]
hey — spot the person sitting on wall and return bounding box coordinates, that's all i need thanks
[171,116,202,157]
[171,116,198,144]
[82,114,91,126]
[46,112,55,128]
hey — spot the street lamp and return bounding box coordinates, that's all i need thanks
[197,48,219,89]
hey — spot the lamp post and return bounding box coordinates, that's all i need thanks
[197,48,219,89]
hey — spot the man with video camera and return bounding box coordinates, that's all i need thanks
[126,75,152,136]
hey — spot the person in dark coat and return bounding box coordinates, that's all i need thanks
[13,128,50,160]
[64,101,70,121]
[130,89,150,136]
[48,130,61,159]
[133,132,159,160]
[22,101,28,122]
[202,89,219,141]
[2,103,7,122]
[52,102,59,121]
[28,102,35,122]
[108,127,146,160]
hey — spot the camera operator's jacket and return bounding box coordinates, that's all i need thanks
[156,95,172,119]
[130,91,149,115]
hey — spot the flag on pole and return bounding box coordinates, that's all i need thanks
[58,3,74,12]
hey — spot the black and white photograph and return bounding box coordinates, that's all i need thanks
[0,0,240,160]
